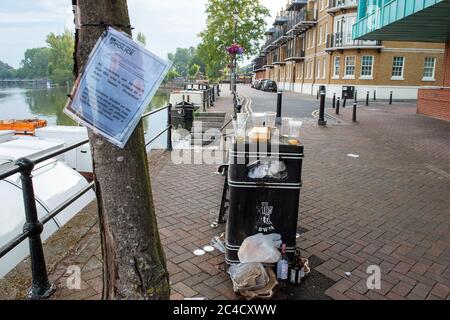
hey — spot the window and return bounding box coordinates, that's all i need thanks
[312,31,315,48]
[392,56,405,79]
[325,23,329,42]
[423,57,436,81]
[323,59,326,79]
[306,32,310,49]
[345,56,355,78]
[307,62,311,79]
[319,26,323,45]
[316,60,321,79]
[361,55,374,78]
[333,56,340,78]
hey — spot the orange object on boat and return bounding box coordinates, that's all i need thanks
[0,119,47,134]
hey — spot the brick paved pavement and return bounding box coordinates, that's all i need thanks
[1,87,449,300]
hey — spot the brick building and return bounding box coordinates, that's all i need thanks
[353,0,450,121]
[253,0,445,100]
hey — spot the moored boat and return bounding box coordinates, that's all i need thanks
[0,130,95,278]
[0,118,47,134]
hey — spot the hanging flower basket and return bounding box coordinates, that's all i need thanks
[226,43,244,56]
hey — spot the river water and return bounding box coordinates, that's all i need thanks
[0,86,171,148]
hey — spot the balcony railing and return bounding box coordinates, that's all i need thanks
[285,48,305,61]
[286,9,317,34]
[286,0,308,12]
[252,57,267,71]
[353,0,442,40]
[326,32,382,50]
[327,0,357,13]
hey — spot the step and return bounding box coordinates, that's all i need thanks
[196,112,226,118]
[192,122,224,129]
[195,116,225,123]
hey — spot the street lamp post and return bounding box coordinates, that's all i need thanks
[232,8,238,93]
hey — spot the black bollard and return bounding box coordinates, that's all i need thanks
[276,91,283,125]
[354,90,358,104]
[389,91,393,105]
[366,91,369,106]
[352,102,357,122]
[316,90,319,100]
[343,94,347,108]
[373,90,376,101]
[318,91,327,126]
[332,93,336,109]
[336,97,340,115]
[167,104,173,151]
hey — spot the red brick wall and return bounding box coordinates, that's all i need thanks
[416,41,450,121]
[417,88,450,121]
[444,41,450,87]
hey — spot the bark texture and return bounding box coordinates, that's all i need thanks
[75,0,170,300]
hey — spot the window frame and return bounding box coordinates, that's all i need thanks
[333,56,340,79]
[322,59,326,79]
[360,55,374,79]
[344,55,356,79]
[391,56,405,80]
[316,60,321,79]
[422,57,436,81]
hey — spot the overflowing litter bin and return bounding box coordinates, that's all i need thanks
[225,137,304,264]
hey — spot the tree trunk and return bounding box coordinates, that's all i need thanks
[74,0,170,300]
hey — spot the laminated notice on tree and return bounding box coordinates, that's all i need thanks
[64,27,171,148]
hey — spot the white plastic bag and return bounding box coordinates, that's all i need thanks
[238,233,282,264]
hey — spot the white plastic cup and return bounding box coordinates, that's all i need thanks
[251,113,265,127]
[289,119,303,138]
[264,112,277,128]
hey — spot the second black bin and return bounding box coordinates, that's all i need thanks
[225,139,304,264]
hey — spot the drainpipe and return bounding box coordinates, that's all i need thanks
[311,25,318,96]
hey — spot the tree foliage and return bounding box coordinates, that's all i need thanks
[46,29,75,85]
[0,60,14,79]
[1,30,74,84]
[188,63,200,79]
[167,47,205,78]
[198,0,269,79]
[136,32,147,46]
[18,48,50,79]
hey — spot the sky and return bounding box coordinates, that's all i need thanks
[0,0,284,69]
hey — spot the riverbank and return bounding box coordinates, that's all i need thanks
[1,85,449,300]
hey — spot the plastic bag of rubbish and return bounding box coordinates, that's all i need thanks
[238,233,282,264]
[247,160,287,179]
[228,263,269,292]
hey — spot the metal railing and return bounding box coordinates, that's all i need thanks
[180,84,219,112]
[286,9,316,31]
[328,0,357,10]
[0,104,174,299]
[326,32,382,48]
[286,47,305,59]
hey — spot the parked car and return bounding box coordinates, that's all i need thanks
[262,80,277,92]
[257,79,268,90]
[251,80,259,89]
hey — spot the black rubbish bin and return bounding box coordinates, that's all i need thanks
[319,85,326,94]
[171,101,197,131]
[225,138,304,264]
[342,86,355,99]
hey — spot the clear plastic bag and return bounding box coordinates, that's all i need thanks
[227,263,269,292]
[238,233,282,264]
[247,160,287,180]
